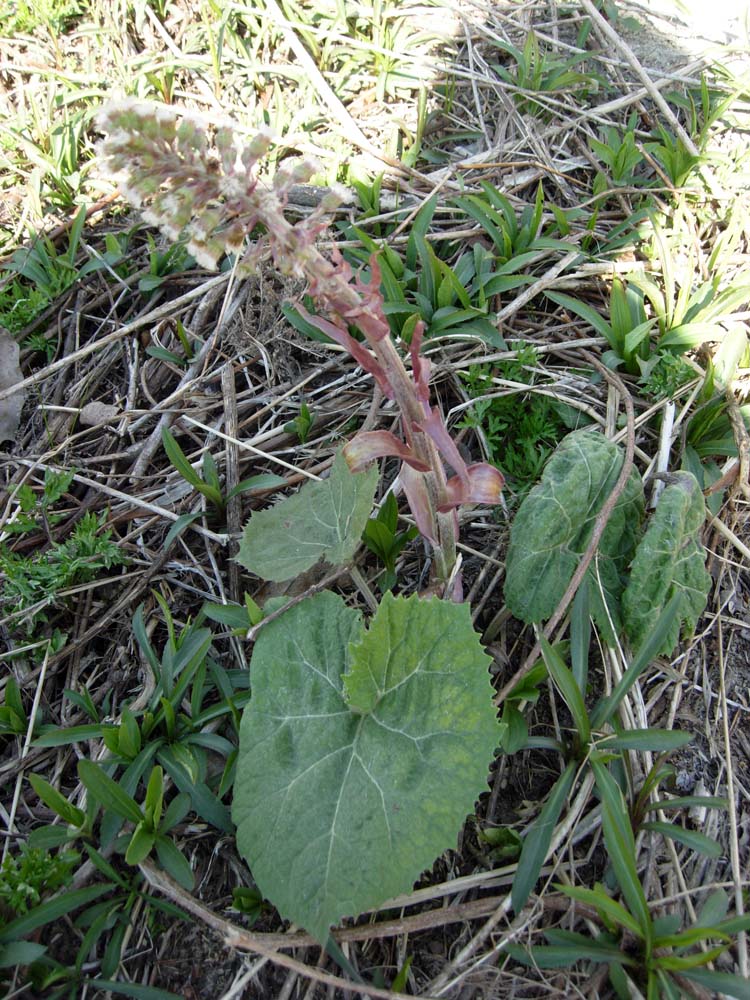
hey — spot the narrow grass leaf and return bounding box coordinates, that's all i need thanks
[0,940,48,967]
[545,290,614,342]
[0,884,113,943]
[28,825,75,849]
[570,577,590,691]
[29,773,85,827]
[657,946,727,971]
[591,758,652,943]
[163,512,203,550]
[600,729,693,752]
[161,427,203,489]
[90,981,183,1000]
[226,474,287,499]
[591,593,681,728]
[125,822,156,866]
[679,969,750,1000]
[511,760,576,914]
[555,882,643,938]
[695,888,730,927]
[642,820,723,857]
[654,926,730,949]
[34,723,113,747]
[158,748,233,833]
[717,914,750,935]
[155,836,195,890]
[78,760,143,824]
[132,605,161,680]
[540,636,590,744]
[201,602,250,629]
[544,928,633,963]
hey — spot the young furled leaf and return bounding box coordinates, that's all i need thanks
[622,471,710,654]
[504,430,644,642]
[232,590,498,943]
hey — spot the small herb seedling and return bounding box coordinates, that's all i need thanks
[283,400,314,444]
[362,491,418,591]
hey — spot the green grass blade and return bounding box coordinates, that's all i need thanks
[78,760,143,824]
[90,981,184,1000]
[591,758,652,944]
[540,636,590,744]
[679,968,750,1000]
[511,760,576,913]
[599,729,693,752]
[155,835,195,890]
[555,882,643,938]
[34,723,114,747]
[161,426,203,489]
[641,820,723,857]
[570,577,590,692]
[0,884,113,943]
[591,593,681,729]
[28,773,85,827]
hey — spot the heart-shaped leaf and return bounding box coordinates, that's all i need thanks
[236,450,378,582]
[232,590,498,942]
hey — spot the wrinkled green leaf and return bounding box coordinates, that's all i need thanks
[623,471,711,654]
[233,590,498,942]
[505,430,644,641]
[237,450,378,582]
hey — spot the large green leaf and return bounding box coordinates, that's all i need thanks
[232,590,498,942]
[236,450,378,582]
[504,430,644,641]
[622,472,711,654]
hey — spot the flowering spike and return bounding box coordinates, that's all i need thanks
[97,99,506,595]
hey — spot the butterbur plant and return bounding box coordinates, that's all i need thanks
[98,100,503,594]
[99,100,503,945]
